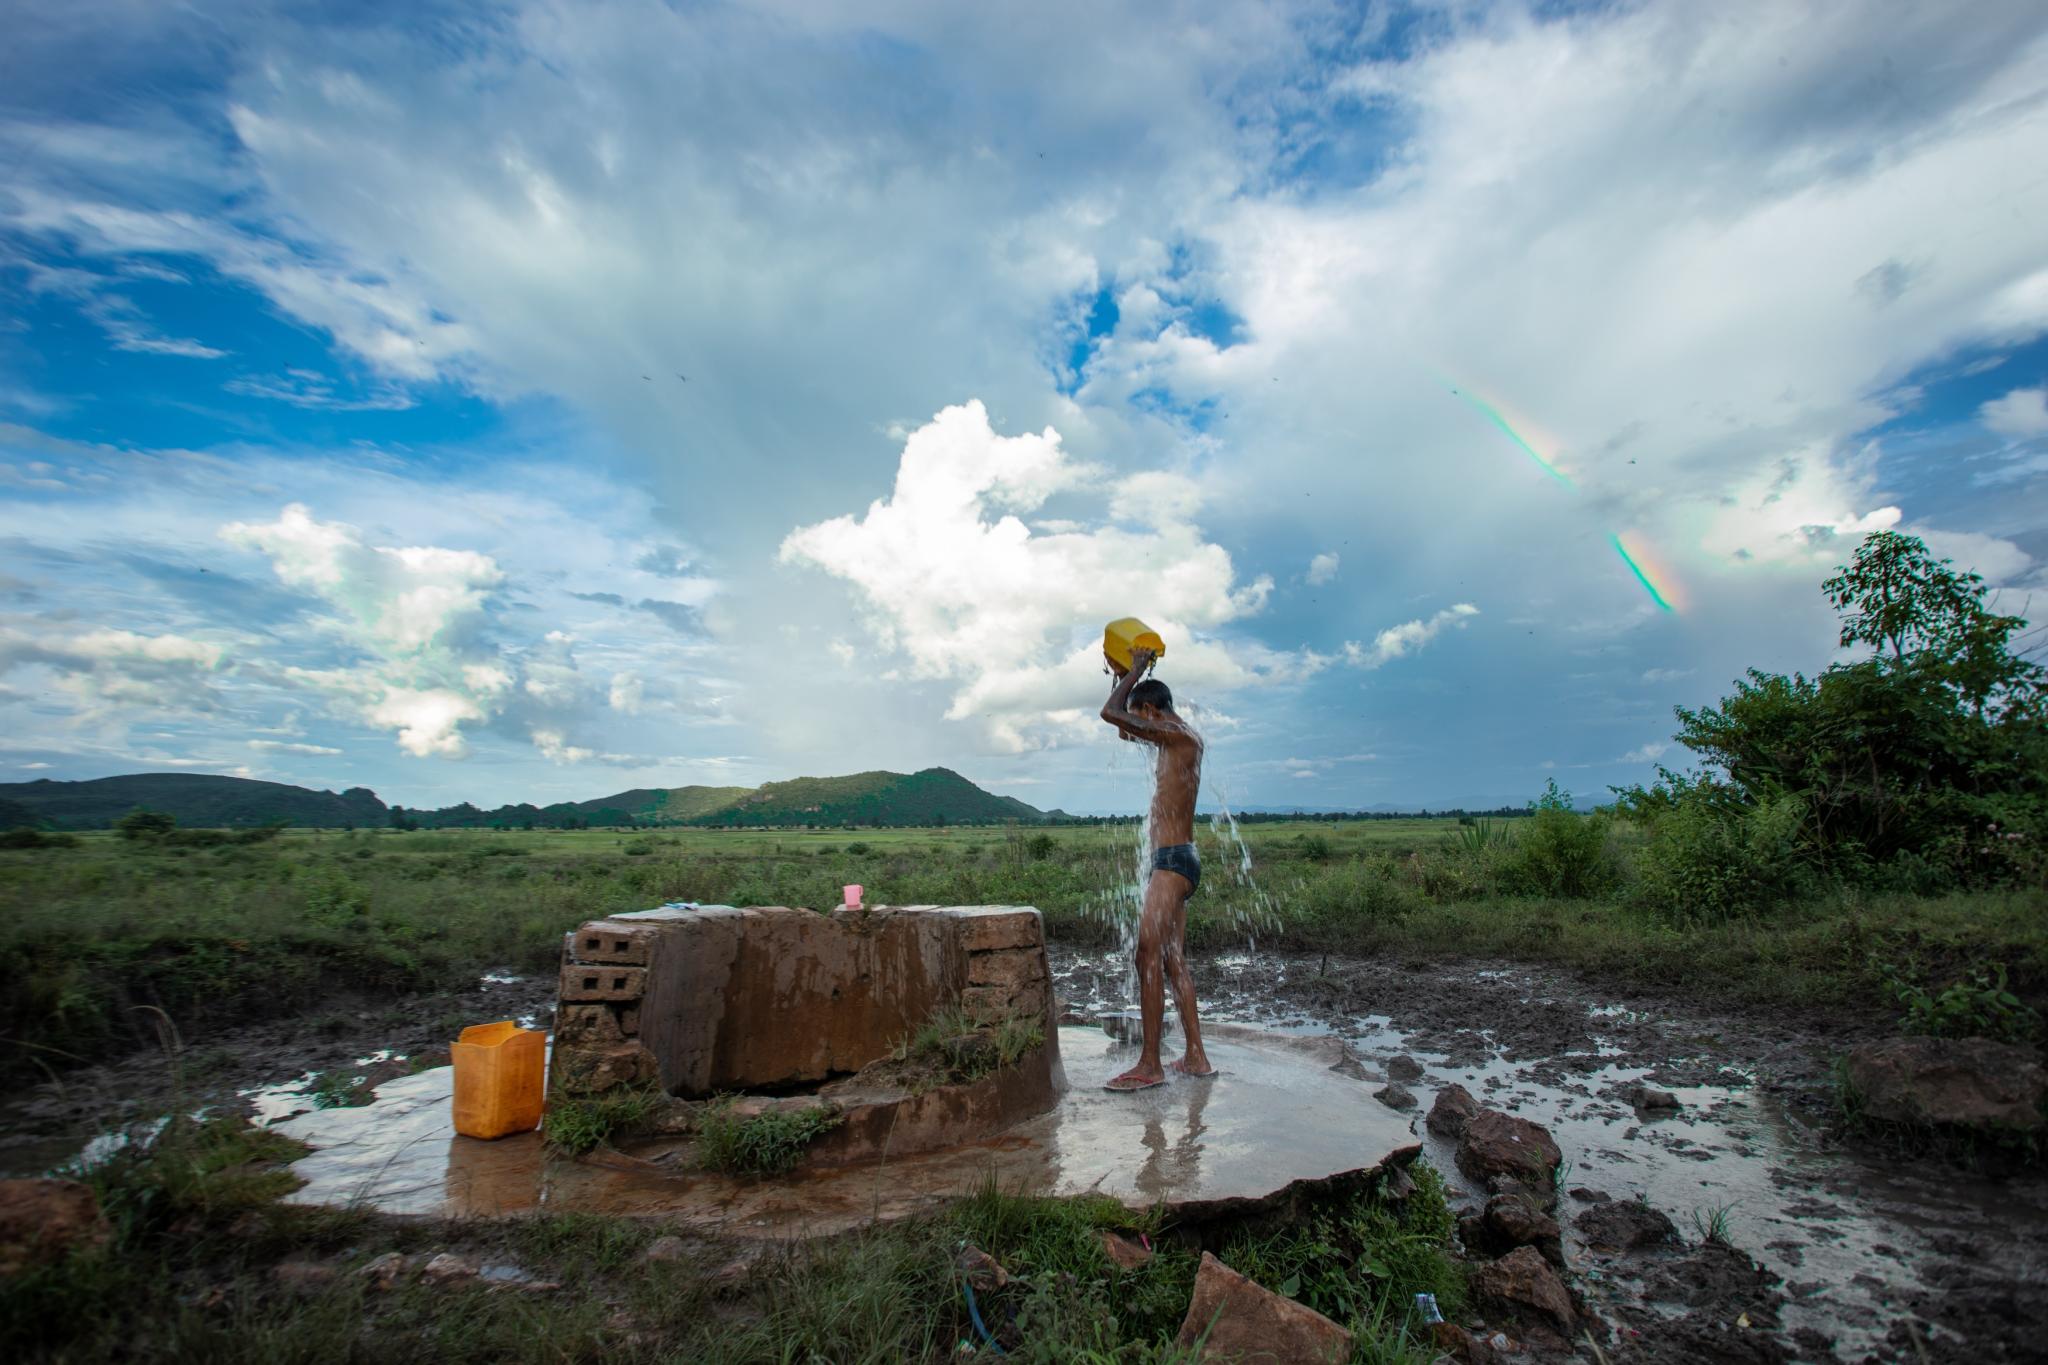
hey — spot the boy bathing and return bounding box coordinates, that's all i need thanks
[1099,646,1214,1091]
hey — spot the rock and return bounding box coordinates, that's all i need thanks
[421,1252,480,1286]
[272,1261,339,1294]
[1426,1083,1479,1138]
[360,1252,409,1290]
[1473,1246,1576,1337]
[1102,1230,1152,1270]
[955,1244,1009,1291]
[1462,1192,1563,1265]
[1430,1322,1501,1364]
[1455,1111,1563,1199]
[1841,1037,2048,1132]
[1625,1084,1682,1113]
[1374,1082,1418,1111]
[0,1178,108,1276]
[1574,1199,1680,1252]
[643,1235,689,1263]
[1568,1187,1610,1204]
[1176,1252,1353,1364]
[1387,1054,1425,1083]
[555,1041,660,1095]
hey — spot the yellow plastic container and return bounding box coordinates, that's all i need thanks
[450,1021,545,1140]
[1103,617,1166,674]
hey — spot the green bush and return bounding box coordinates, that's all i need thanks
[1633,789,1812,922]
[1498,785,1619,899]
[696,1100,843,1176]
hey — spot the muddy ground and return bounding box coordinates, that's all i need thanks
[6,950,2045,1364]
[1056,948,2048,1364]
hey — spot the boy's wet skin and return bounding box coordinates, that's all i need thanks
[1098,645,1213,1091]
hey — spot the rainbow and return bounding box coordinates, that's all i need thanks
[1610,532,1680,614]
[1444,385,1575,488]
[1442,380,1686,614]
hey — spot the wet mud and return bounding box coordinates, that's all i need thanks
[6,949,2044,1363]
[1056,948,2048,1363]
[0,971,557,1175]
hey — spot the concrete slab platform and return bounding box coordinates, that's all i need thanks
[276,1025,1417,1238]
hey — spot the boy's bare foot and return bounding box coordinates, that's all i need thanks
[1105,1066,1167,1092]
[1169,1057,1217,1078]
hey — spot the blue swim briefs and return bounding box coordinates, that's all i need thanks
[1151,842,1200,895]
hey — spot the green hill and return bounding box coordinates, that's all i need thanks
[1,769,1047,830]
[686,768,1045,827]
[0,774,388,831]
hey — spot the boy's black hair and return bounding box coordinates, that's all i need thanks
[1131,678,1173,712]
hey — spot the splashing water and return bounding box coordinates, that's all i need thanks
[1094,702,1276,1030]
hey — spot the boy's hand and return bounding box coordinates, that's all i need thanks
[1129,646,1157,674]
[1105,650,1127,677]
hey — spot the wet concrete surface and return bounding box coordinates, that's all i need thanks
[1054,948,2048,1364]
[271,1024,1416,1237]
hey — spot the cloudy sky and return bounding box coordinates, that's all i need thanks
[3,0,2045,815]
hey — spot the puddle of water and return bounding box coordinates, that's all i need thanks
[1177,966,2043,1362]
[480,971,523,985]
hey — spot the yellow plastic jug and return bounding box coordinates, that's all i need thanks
[1103,617,1166,674]
[451,1021,545,1140]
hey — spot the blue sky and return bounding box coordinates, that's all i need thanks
[3,0,2046,815]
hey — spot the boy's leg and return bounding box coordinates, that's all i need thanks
[1106,869,1188,1091]
[1164,893,1213,1077]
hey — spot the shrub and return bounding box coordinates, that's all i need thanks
[1633,789,1811,922]
[543,1086,668,1155]
[1880,959,2041,1044]
[1023,832,1058,861]
[696,1100,842,1176]
[1499,785,1619,899]
[114,807,176,841]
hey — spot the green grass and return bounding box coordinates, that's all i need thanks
[695,1099,844,1176]
[890,1004,1048,1087]
[5,822,2044,1083]
[541,1085,667,1156]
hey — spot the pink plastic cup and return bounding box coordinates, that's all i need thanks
[843,884,864,909]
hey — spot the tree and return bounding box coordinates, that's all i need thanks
[114,807,177,840]
[1823,529,2043,720]
[1621,532,2046,891]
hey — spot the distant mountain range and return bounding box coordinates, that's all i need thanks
[0,768,1054,831]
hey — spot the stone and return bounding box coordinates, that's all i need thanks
[956,1244,1009,1290]
[955,908,1043,952]
[1175,1252,1353,1364]
[1386,1054,1425,1083]
[1426,1083,1479,1138]
[1841,1037,2048,1132]
[1102,1230,1152,1270]
[967,947,1045,990]
[272,1260,339,1293]
[1574,1199,1680,1252]
[1568,1187,1610,1204]
[1430,1322,1501,1364]
[643,1235,689,1263]
[962,982,1047,1023]
[1374,1082,1417,1111]
[421,1252,480,1286]
[1625,1084,1682,1113]
[1462,1192,1563,1265]
[0,1178,108,1276]
[1455,1111,1562,1197]
[555,1041,659,1094]
[1473,1246,1576,1336]
[360,1251,409,1290]
[554,1004,624,1045]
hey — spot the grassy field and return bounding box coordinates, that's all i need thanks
[3,818,2043,1080]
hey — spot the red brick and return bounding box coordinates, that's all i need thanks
[560,964,647,1002]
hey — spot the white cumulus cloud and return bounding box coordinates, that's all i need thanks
[1344,604,1479,670]
[781,400,1284,751]
[1307,552,1339,586]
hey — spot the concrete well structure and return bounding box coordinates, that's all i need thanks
[550,904,1063,1160]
